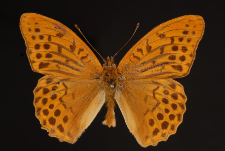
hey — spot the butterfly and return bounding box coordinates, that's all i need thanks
[20,13,204,147]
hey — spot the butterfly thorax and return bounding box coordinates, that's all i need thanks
[103,56,117,89]
[102,56,117,127]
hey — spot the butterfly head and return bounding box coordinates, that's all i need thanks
[103,56,116,69]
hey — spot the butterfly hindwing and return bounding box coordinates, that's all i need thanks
[34,75,105,143]
[115,79,186,147]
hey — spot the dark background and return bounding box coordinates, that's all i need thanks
[1,0,224,150]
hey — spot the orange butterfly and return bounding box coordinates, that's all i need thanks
[20,13,204,147]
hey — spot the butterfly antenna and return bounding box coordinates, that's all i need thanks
[113,23,140,58]
[75,25,105,61]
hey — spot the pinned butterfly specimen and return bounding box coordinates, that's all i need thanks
[20,13,204,147]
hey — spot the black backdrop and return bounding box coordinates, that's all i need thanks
[1,0,224,150]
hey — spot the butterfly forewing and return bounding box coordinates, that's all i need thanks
[20,13,103,79]
[118,15,204,79]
